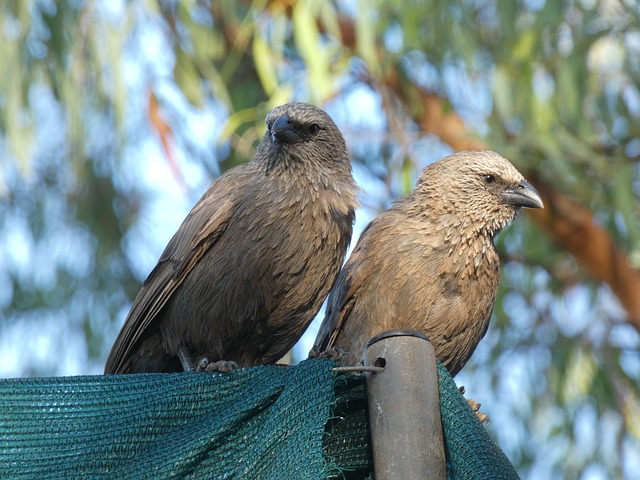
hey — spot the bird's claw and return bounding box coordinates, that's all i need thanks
[459,385,490,424]
[466,398,490,424]
[195,358,238,373]
[309,346,353,364]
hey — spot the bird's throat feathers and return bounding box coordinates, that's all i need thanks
[256,151,358,219]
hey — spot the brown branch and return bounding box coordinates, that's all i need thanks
[395,88,640,331]
[236,2,640,330]
[528,173,640,330]
[331,10,640,330]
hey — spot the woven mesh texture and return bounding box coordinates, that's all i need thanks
[437,363,519,480]
[0,359,336,479]
[323,372,373,479]
[322,363,519,480]
[0,358,519,479]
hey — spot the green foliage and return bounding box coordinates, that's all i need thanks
[1,1,639,478]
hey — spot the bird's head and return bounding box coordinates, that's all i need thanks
[415,150,543,235]
[256,103,350,176]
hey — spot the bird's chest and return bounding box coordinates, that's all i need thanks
[438,239,499,335]
[387,233,500,307]
[281,204,341,251]
[440,237,500,297]
[242,197,344,277]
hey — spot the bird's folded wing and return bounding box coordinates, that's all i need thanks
[314,241,367,353]
[105,189,236,374]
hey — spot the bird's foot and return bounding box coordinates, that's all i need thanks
[459,386,490,424]
[309,346,354,364]
[467,398,490,424]
[195,358,238,373]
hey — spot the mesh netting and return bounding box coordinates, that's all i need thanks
[0,359,518,479]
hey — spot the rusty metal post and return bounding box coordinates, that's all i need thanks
[363,330,446,480]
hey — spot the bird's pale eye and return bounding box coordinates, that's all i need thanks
[482,174,496,184]
[307,123,321,136]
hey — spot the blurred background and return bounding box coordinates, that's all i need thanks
[1,0,639,478]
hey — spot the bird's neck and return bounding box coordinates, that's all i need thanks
[275,159,356,206]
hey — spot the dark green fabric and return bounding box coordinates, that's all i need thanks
[0,360,337,479]
[0,359,519,479]
[437,363,519,480]
[322,363,519,480]
[323,371,374,478]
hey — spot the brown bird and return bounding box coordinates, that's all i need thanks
[312,150,543,377]
[105,103,358,374]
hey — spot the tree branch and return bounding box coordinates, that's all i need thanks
[247,1,640,330]
[331,8,640,330]
[395,88,640,331]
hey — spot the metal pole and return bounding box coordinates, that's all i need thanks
[363,329,446,480]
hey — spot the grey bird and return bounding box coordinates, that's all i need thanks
[312,150,543,377]
[105,102,358,374]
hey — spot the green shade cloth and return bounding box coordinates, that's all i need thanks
[0,359,518,479]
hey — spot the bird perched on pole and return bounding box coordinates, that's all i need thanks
[312,150,543,377]
[105,102,358,374]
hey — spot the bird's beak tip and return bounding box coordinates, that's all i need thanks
[501,179,544,209]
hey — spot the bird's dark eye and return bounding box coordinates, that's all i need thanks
[482,174,496,184]
[307,123,320,136]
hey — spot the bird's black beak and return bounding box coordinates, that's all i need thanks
[501,179,544,209]
[271,115,302,144]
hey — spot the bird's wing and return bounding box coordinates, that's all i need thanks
[104,181,237,374]
[313,223,374,352]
